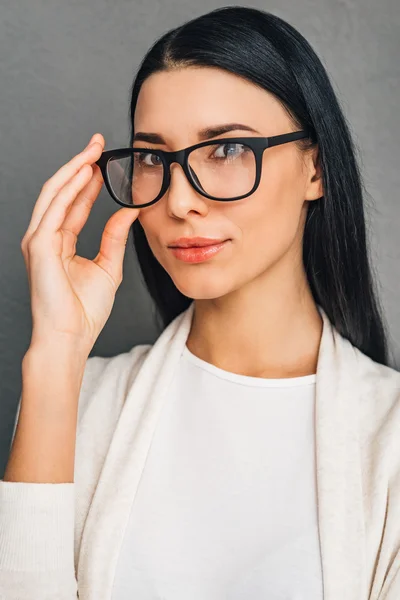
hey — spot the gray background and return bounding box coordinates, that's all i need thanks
[0,0,399,477]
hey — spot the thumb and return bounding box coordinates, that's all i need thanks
[94,207,140,285]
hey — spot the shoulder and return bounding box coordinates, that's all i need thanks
[351,346,400,515]
[329,324,400,491]
[324,311,400,450]
[352,346,400,442]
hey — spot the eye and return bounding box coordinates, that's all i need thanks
[134,147,162,167]
[212,142,247,159]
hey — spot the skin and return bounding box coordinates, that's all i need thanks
[135,66,324,378]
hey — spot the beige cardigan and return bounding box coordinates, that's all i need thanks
[1,302,400,599]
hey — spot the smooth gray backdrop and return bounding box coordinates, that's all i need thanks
[1,0,399,477]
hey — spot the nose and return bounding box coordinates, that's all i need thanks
[166,161,209,220]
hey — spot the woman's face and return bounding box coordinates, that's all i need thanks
[134,66,322,300]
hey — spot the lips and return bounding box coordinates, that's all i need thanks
[168,239,230,263]
[168,236,227,248]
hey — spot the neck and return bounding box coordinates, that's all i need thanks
[186,260,323,379]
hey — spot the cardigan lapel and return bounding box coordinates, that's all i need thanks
[314,305,367,599]
[77,304,195,599]
[78,302,367,600]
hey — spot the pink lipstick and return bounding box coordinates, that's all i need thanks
[168,237,230,264]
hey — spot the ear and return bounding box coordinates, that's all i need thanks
[304,145,323,201]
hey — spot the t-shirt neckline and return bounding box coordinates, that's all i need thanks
[182,344,317,388]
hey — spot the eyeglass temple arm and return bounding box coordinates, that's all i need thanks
[267,130,310,147]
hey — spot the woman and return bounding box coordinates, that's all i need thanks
[1,6,399,600]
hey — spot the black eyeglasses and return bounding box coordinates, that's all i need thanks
[95,129,310,209]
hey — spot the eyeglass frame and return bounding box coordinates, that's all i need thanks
[95,129,311,209]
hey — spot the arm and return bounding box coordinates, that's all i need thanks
[0,130,139,599]
[0,341,150,600]
[0,343,89,600]
[3,342,86,484]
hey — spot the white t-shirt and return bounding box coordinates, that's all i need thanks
[112,343,324,599]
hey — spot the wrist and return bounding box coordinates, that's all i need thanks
[22,340,88,380]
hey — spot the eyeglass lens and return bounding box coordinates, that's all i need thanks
[106,141,257,206]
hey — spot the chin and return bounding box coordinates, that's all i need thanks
[170,270,234,300]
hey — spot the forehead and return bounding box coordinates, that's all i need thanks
[133,67,288,143]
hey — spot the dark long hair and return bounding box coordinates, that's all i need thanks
[127,5,390,366]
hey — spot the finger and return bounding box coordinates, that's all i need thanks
[61,163,104,238]
[93,207,140,285]
[21,135,104,295]
[35,143,104,235]
[23,134,105,240]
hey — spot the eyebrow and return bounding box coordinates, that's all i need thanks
[132,122,260,144]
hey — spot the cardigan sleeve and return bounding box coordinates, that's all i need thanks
[0,353,111,600]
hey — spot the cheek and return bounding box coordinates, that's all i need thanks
[229,177,304,272]
[137,211,175,277]
[137,209,163,254]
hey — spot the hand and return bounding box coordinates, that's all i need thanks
[21,133,140,358]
